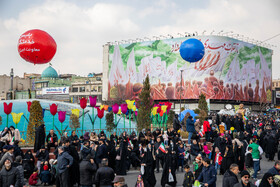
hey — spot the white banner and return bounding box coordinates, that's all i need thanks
[42,87,69,95]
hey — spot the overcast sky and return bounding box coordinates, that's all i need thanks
[0,0,279,78]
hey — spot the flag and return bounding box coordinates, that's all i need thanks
[183,150,189,159]
[199,130,204,137]
[128,140,133,148]
[158,143,166,153]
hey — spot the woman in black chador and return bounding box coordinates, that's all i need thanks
[140,142,156,187]
[161,143,177,187]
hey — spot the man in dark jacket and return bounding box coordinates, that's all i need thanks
[96,140,108,166]
[35,146,49,173]
[57,146,73,187]
[0,158,21,187]
[233,170,256,187]
[79,154,97,187]
[186,116,195,144]
[95,158,115,187]
[267,160,280,175]
[222,163,239,187]
[173,114,181,132]
[196,158,217,187]
[46,129,58,151]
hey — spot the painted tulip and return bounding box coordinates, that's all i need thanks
[152,107,158,116]
[11,113,24,125]
[125,100,135,110]
[71,109,80,117]
[166,102,172,110]
[89,96,97,107]
[121,104,128,114]
[117,109,122,115]
[157,105,162,113]
[50,104,58,116]
[80,97,87,109]
[103,105,109,111]
[161,105,167,113]
[97,108,105,119]
[132,105,137,112]
[58,111,66,123]
[4,102,13,115]
[27,101,32,112]
[159,110,164,117]
[112,104,119,114]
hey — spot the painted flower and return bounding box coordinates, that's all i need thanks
[27,101,32,112]
[132,105,137,112]
[71,109,80,117]
[89,96,97,107]
[125,100,135,110]
[97,108,105,119]
[161,105,167,113]
[50,104,58,116]
[112,104,119,114]
[58,111,66,123]
[80,97,87,109]
[152,107,158,116]
[4,102,13,115]
[121,104,128,114]
[11,113,23,125]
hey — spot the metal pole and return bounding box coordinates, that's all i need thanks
[180,70,183,121]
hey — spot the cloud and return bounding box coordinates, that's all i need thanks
[0,0,139,76]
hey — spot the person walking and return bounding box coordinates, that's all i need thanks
[233,170,256,187]
[0,158,21,187]
[173,114,182,132]
[79,154,97,187]
[186,116,195,144]
[196,158,217,187]
[57,146,73,187]
[248,138,263,179]
[95,158,115,187]
[222,163,239,187]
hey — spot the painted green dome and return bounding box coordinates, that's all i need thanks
[41,66,58,78]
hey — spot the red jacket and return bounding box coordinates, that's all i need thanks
[29,172,38,185]
[215,152,223,165]
[203,121,211,132]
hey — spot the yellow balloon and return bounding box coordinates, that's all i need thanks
[152,107,158,116]
[11,112,23,125]
[71,109,80,117]
[161,105,167,113]
[126,100,135,110]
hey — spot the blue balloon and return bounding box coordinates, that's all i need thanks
[179,38,205,62]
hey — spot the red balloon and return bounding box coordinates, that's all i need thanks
[18,29,57,64]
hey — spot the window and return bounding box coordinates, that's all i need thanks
[79,87,85,92]
[72,87,78,92]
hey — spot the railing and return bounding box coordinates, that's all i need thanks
[19,128,138,140]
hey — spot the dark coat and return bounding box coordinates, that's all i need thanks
[65,145,80,186]
[259,172,277,187]
[197,165,217,187]
[141,147,156,187]
[186,117,195,133]
[267,166,280,175]
[173,117,181,131]
[46,133,58,144]
[161,152,177,187]
[39,170,50,184]
[245,152,253,168]
[22,150,34,178]
[34,124,46,152]
[182,171,194,187]
[233,182,256,187]
[95,166,115,186]
[35,150,49,161]
[222,170,239,187]
[96,144,108,164]
[116,139,128,175]
[79,159,97,186]
[0,166,21,187]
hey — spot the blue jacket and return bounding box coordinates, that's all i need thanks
[57,151,73,174]
[177,146,185,159]
[186,117,195,133]
[268,166,280,175]
[197,165,217,187]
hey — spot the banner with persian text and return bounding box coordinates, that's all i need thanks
[107,35,272,103]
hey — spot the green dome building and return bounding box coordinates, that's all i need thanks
[41,66,58,78]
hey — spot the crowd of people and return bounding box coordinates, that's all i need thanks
[0,111,280,186]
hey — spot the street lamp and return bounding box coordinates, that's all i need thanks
[10,68,14,91]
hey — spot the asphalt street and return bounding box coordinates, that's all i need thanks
[123,158,276,187]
